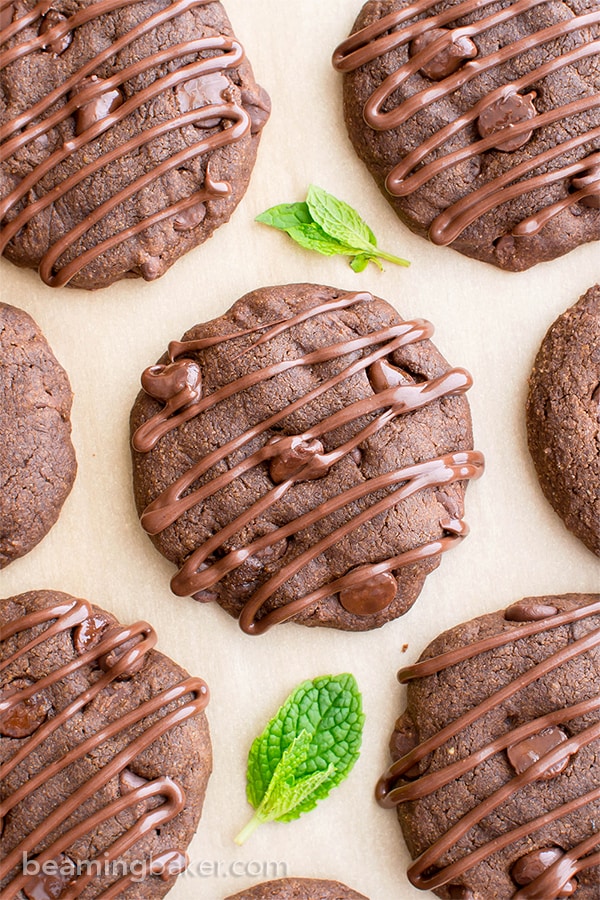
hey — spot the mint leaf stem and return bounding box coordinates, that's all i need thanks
[234,813,262,846]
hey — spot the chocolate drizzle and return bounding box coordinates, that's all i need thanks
[376,598,600,898]
[0,597,209,896]
[132,291,483,634]
[333,0,600,246]
[0,0,268,286]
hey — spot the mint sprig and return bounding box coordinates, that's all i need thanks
[256,185,410,272]
[235,673,364,844]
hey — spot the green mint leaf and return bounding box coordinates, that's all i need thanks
[350,253,370,273]
[306,184,377,252]
[285,223,357,257]
[237,674,364,843]
[255,201,313,231]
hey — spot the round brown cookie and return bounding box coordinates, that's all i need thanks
[0,303,76,568]
[0,0,270,290]
[333,0,600,271]
[224,877,369,899]
[526,285,600,556]
[376,593,600,900]
[130,283,483,634]
[0,589,212,900]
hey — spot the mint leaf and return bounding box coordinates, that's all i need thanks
[256,188,410,271]
[307,184,376,251]
[236,674,364,844]
[255,201,313,231]
[286,223,356,257]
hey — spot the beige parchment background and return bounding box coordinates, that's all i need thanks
[1,2,599,898]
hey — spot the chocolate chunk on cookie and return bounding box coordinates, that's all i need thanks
[527,284,600,556]
[225,878,369,899]
[0,304,76,567]
[0,589,211,899]
[333,1,600,271]
[130,284,483,634]
[377,593,600,900]
[0,0,270,289]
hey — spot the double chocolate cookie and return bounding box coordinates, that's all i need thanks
[0,0,270,289]
[0,303,76,568]
[0,590,212,899]
[225,878,369,899]
[334,0,600,271]
[377,593,600,899]
[130,283,483,634]
[527,284,600,556]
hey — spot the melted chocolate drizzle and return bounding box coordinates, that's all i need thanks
[333,0,600,246]
[0,0,267,286]
[0,598,209,897]
[132,291,483,634]
[375,598,600,898]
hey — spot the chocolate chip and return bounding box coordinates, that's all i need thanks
[512,847,577,896]
[141,359,202,404]
[173,201,207,232]
[339,570,397,616]
[504,600,559,622]
[477,91,537,151]
[73,613,111,655]
[72,76,123,135]
[241,85,272,133]
[368,358,414,393]
[268,436,327,483]
[39,9,72,55]
[571,163,600,209]
[410,28,477,80]
[507,726,570,779]
[0,678,51,738]
[98,630,146,680]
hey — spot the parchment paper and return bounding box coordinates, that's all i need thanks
[1,2,599,898]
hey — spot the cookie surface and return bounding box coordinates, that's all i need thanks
[0,303,76,567]
[130,283,483,634]
[377,593,600,900]
[0,0,270,289]
[0,589,211,899]
[225,877,369,899]
[526,284,600,556]
[334,0,600,271]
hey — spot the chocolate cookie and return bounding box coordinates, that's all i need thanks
[526,285,600,556]
[0,304,76,567]
[225,878,369,900]
[0,589,211,899]
[130,284,483,634]
[0,0,270,289]
[376,593,600,900]
[333,1,600,271]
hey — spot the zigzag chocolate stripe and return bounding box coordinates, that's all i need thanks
[0,0,254,286]
[133,291,484,634]
[0,597,209,898]
[376,597,600,898]
[333,0,600,244]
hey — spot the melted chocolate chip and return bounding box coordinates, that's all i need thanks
[368,358,413,393]
[23,855,75,900]
[98,630,146,680]
[268,436,328,483]
[173,201,206,232]
[176,72,229,127]
[507,726,570,779]
[73,613,111,654]
[410,28,477,81]
[119,767,148,793]
[0,679,51,738]
[477,91,537,151]
[139,256,165,281]
[339,571,398,616]
[141,359,202,404]
[241,85,272,133]
[448,887,475,900]
[505,599,559,622]
[39,9,72,55]
[571,164,600,209]
[0,3,14,30]
[72,76,123,135]
[350,447,362,465]
[512,847,577,896]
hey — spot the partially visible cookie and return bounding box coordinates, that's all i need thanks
[334,0,600,271]
[130,284,483,634]
[526,285,600,556]
[0,589,211,899]
[225,878,368,899]
[0,304,76,567]
[377,593,600,900]
[0,0,270,289]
